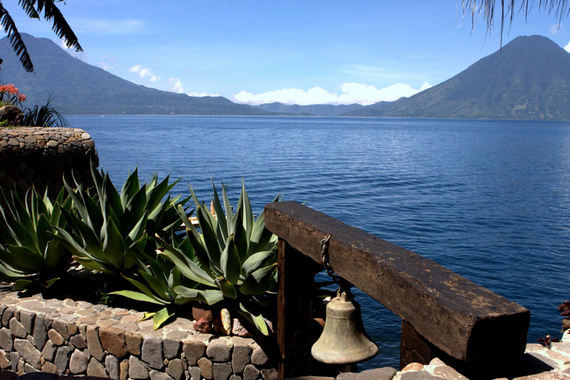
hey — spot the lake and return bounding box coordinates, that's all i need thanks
[66,115,570,370]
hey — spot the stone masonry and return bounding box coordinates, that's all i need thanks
[1,289,569,379]
[0,291,276,380]
[0,127,98,200]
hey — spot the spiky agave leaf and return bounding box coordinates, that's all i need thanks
[0,186,72,289]
[57,162,187,275]
[162,181,279,335]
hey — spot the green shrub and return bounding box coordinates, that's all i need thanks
[158,182,278,335]
[55,165,188,275]
[0,187,72,290]
[19,99,66,127]
[110,237,201,329]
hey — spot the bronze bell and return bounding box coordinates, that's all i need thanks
[311,290,379,364]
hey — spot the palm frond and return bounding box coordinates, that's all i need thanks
[463,0,569,45]
[18,0,40,19]
[35,0,82,51]
[0,5,34,72]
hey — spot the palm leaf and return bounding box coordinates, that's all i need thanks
[18,0,40,19]
[35,0,82,51]
[0,5,34,71]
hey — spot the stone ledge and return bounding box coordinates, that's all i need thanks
[0,127,96,154]
[0,291,276,380]
[0,127,98,198]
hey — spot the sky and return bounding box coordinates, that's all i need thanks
[6,0,570,106]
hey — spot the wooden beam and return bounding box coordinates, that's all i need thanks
[265,201,529,367]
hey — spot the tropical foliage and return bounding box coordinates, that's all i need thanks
[55,165,187,274]
[0,187,72,290]
[462,0,569,45]
[0,163,279,333]
[111,182,279,332]
[158,183,279,334]
[110,241,197,330]
[20,99,66,127]
[0,85,67,127]
[0,0,81,72]
[0,84,26,106]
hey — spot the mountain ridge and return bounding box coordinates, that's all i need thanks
[0,34,567,119]
[347,35,570,120]
[0,34,272,115]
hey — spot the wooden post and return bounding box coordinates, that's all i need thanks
[400,320,437,368]
[277,238,321,378]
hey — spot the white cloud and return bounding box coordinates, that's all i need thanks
[550,23,563,35]
[60,40,85,61]
[187,92,219,97]
[96,56,115,71]
[169,78,184,93]
[234,82,431,106]
[74,19,144,34]
[130,65,159,83]
[565,41,570,53]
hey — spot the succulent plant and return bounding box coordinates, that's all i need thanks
[159,182,278,335]
[0,187,72,290]
[109,235,202,329]
[56,164,188,275]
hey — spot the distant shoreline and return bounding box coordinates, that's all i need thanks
[62,114,570,122]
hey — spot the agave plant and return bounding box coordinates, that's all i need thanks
[109,237,202,330]
[159,182,279,335]
[56,164,188,275]
[0,187,72,290]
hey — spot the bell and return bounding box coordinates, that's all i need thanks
[311,290,379,364]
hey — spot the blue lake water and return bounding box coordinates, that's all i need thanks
[67,115,570,369]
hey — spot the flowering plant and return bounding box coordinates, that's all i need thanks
[0,84,26,106]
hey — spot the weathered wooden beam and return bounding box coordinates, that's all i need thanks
[265,201,529,368]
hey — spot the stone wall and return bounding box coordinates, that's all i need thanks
[0,292,276,380]
[0,127,98,199]
[1,290,569,380]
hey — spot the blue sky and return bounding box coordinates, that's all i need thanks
[8,0,570,105]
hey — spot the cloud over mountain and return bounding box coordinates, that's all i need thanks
[130,65,159,83]
[234,82,430,106]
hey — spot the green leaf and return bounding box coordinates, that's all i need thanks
[252,264,276,283]
[123,275,165,302]
[197,206,221,268]
[239,302,269,336]
[153,307,174,330]
[241,181,253,240]
[173,285,200,300]
[220,236,241,285]
[140,312,155,321]
[121,169,140,205]
[109,290,168,305]
[242,251,275,277]
[128,213,148,242]
[45,277,60,288]
[160,249,216,287]
[211,181,227,239]
[221,182,234,221]
[139,270,170,301]
[215,277,237,299]
[13,279,34,291]
[102,217,126,270]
